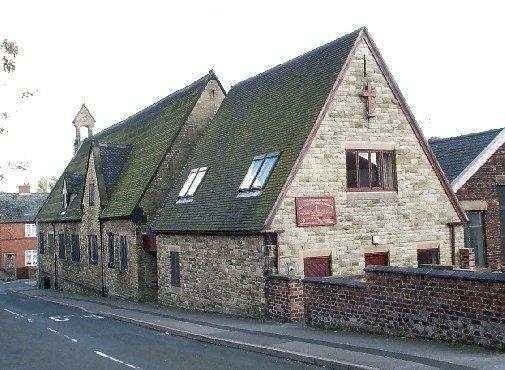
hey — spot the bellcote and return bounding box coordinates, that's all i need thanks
[73,104,96,154]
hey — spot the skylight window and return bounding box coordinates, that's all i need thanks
[239,152,280,194]
[178,167,208,201]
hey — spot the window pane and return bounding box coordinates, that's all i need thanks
[346,151,357,188]
[252,155,278,189]
[370,152,380,188]
[358,151,370,188]
[239,158,264,191]
[383,152,394,189]
[186,168,207,196]
[178,169,198,197]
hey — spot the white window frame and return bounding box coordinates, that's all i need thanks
[24,224,37,238]
[25,249,37,267]
[238,151,280,196]
[177,167,208,202]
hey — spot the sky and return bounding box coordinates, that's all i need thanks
[0,0,503,192]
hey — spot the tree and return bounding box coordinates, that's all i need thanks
[37,176,57,193]
[0,39,18,134]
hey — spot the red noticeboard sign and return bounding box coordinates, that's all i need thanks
[295,196,336,227]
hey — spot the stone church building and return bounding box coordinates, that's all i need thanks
[37,28,468,315]
[36,72,225,300]
[150,28,467,316]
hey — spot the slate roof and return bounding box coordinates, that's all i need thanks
[95,143,131,202]
[0,192,48,223]
[429,128,503,183]
[152,29,361,232]
[37,71,217,222]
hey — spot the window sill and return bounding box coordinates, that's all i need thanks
[237,190,262,198]
[345,191,398,201]
[176,197,194,204]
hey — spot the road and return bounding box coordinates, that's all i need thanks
[0,281,321,370]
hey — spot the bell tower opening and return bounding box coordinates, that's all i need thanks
[72,104,96,154]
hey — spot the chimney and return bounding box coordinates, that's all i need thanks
[72,104,96,154]
[18,184,30,194]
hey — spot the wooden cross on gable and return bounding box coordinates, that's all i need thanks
[361,80,376,118]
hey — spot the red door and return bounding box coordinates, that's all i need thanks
[304,256,331,277]
[364,252,389,266]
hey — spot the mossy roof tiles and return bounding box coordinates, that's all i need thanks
[37,72,215,222]
[152,29,361,232]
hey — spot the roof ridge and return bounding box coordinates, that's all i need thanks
[429,127,504,143]
[230,28,362,91]
[95,71,215,138]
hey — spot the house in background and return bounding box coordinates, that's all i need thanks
[151,27,467,317]
[0,185,47,279]
[430,128,505,270]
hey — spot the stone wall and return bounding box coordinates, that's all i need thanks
[270,39,464,277]
[265,275,304,322]
[157,234,267,317]
[303,266,505,350]
[456,143,505,270]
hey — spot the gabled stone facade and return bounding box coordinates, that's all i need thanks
[153,29,466,317]
[269,39,464,277]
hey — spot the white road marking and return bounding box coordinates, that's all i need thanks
[63,334,78,343]
[47,327,59,334]
[82,314,104,319]
[3,308,21,317]
[94,351,138,369]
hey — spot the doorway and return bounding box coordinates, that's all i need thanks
[364,252,389,266]
[303,256,331,277]
[464,211,487,267]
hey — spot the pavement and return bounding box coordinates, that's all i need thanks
[4,280,505,370]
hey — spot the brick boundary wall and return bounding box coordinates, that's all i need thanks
[265,275,304,322]
[303,266,505,350]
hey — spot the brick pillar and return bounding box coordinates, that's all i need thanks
[459,248,476,270]
[265,275,304,322]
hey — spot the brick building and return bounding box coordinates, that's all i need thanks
[36,72,225,300]
[430,128,505,270]
[0,185,47,279]
[151,28,467,317]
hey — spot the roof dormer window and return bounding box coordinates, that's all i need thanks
[238,151,280,197]
[177,167,208,203]
[62,180,70,209]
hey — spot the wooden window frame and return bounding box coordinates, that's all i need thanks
[58,234,65,259]
[39,232,45,254]
[417,248,440,267]
[88,235,98,265]
[108,233,115,268]
[71,234,80,262]
[119,235,128,270]
[89,183,95,206]
[346,149,397,192]
[170,251,181,287]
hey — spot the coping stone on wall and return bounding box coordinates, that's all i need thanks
[364,265,505,283]
[301,276,367,288]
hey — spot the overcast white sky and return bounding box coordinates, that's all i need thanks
[0,1,503,192]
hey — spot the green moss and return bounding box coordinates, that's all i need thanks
[152,29,360,232]
[38,73,212,222]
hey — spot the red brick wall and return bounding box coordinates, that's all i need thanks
[265,275,304,322]
[0,223,37,270]
[457,144,505,269]
[303,266,505,350]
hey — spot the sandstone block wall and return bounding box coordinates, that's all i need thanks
[270,39,464,277]
[457,144,505,270]
[157,234,267,317]
[303,266,505,350]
